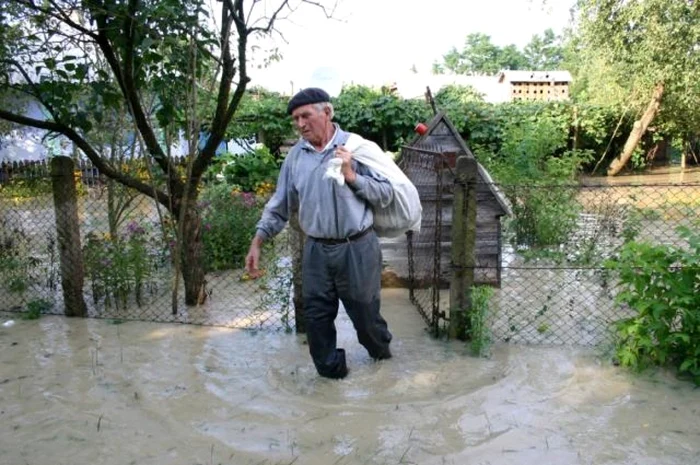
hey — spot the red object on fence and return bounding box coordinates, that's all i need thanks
[414,123,428,135]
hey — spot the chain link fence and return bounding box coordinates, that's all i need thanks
[397,144,699,345]
[2,157,698,346]
[490,181,699,346]
[0,160,296,332]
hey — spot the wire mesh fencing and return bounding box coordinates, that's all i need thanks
[488,181,699,346]
[0,164,296,332]
[397,144,450,335]
[397,144,699,345]
[2,155,698,346]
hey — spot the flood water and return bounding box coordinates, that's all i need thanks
[1,288,698,465]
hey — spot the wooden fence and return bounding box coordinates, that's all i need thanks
[0,156,190,186]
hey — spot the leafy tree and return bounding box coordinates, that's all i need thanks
[441,33,528,75]
[573,0,700,175]
[438,30,569,75]
[0,0,331,306]
[523,28,565,70]
[431,62,445,75]
[332,85,430,152]
[226,86,293,155]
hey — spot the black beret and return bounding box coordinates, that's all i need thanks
[287,87,330,115]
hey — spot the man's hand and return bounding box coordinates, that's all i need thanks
[335,146,357,184]
[244,237,265,279]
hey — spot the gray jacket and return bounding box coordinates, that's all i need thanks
[255,126,394,240]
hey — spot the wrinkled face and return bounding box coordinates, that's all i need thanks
[291,103,331,147]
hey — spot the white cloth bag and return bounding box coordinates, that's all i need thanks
[325,133,422,238]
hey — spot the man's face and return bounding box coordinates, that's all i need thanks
[291,103,329,146]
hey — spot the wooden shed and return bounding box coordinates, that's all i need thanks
[380,111,511,288]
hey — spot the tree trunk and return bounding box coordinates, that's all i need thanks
[181,207,207,305]
[607,83,664,176]
[51,157,88,317]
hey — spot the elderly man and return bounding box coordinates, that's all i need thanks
[245,88,393,379]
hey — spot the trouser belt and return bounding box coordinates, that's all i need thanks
[308,227,373,245]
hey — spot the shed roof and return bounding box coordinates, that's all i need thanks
[408,111,512,216]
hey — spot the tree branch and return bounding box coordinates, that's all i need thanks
[12,0,99,39]
[246,0,290,34]
[89,1,181,194]
[0,109,170,205]
[3,59,58,120]
[211,6,234,129]
[191,0,249,181]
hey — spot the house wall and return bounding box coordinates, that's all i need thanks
[510,81,569,101]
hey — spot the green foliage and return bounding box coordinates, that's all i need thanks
[226,87,295,154]
[332,85,431,152]
[438,30,564,75]
[523,29,565,71]
[212,145,280,192]
[573,0,700,139]
[0,218,40,297]
[441,33,527,74]
[0,178,53,199]
[468,286,495,357]
[434,85,484,106]
[605,225,700,385]
[83,222,165,309]
[23,299,52,320]
[479,115,592,248]
[199,184,267,271]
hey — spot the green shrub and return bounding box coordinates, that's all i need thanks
[215,145,280,192]
[468,286,495,357]
[199,184,267,271]
[82,221,163,308]
[23,298,52,320]
[605,225,700,385]
[479,117,592,248]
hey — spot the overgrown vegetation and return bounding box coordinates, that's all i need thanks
[209,145,281,192]
[199,184,270,272]
[82,221,167,309]
[605,225,700,385]
[468,286,495,357]
[479,116,592,248]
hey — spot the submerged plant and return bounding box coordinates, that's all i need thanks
[468,285,495,357]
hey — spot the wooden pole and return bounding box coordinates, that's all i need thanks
[449,155,477,340]
[51,156,88,317]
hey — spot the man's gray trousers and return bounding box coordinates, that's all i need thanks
[302,230,392,379]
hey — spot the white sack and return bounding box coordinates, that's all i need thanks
[341,133,422,238]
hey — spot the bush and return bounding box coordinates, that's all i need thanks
[605,225,700,385]
[468,286,494,357]
[478,117,592,248]
[82,221,164,308]
[199,184,268,271]
[214,145,280,193]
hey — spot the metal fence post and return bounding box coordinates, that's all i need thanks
[50,156,88,317]
[449,155,477,340]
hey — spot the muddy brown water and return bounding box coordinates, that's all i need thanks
[1,289,699,465]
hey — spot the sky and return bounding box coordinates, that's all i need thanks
[245,0,576,95]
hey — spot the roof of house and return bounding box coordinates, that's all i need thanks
[497,70,573,84]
